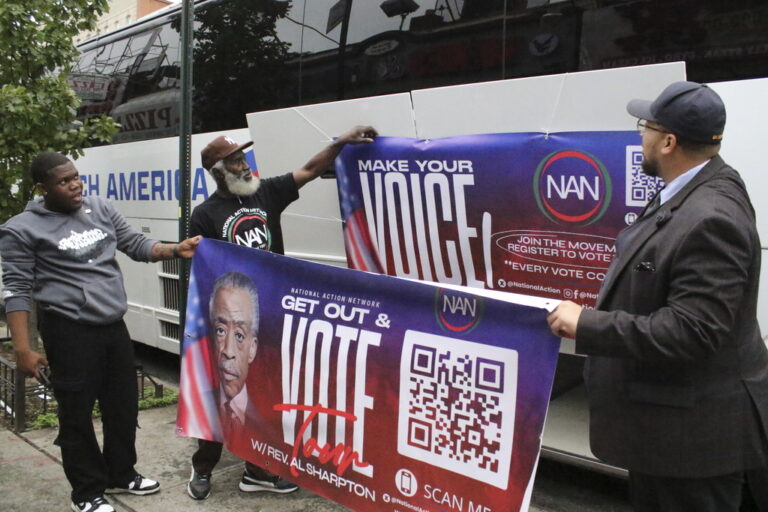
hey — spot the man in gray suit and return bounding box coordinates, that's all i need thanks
[547,82,768,511]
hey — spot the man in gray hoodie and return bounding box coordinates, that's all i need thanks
[0,151,201,512]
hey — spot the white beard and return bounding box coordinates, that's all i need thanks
[225,172,260,197]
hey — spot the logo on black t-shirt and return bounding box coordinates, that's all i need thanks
[222,207,271,250]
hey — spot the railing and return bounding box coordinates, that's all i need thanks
[136,365,164,400]
[0,348,163,432]
[0,346,51,432]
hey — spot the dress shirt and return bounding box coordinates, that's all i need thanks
[659,159,710,205]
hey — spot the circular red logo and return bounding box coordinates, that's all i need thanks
[533,150,612,226]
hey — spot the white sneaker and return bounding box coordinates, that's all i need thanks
[105,473,160,495]
[70,496,114,512]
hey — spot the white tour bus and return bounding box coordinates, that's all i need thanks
[37,0,768,473]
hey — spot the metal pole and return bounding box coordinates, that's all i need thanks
[178,0,194,344]
[336,0,353,99]
[13,365,25,432]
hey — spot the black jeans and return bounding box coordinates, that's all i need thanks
[40,311,138,503]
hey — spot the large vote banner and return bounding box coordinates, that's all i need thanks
[177,238,560,512]
[335,133,663,307]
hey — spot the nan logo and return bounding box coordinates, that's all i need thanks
[434,288,484,334]
[533,150,612,226]
[222,207,271,250]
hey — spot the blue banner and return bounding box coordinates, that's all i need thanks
[335,132,663,306]
[178,238,560,512]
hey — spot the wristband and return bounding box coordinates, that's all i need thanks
[173,244,180,258]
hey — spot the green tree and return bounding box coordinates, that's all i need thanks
[0,0,118,223]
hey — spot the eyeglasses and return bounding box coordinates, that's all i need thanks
[637,119,671,136]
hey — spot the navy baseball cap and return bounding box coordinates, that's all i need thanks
[627,81,725,144]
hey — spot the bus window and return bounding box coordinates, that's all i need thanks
[73,23,183,143]
[192,0,300,133]
[295,0,582,105]
[580,0,768,83]
[72,0,768,145]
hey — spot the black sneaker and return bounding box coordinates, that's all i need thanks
[239,471,299,493]
[105,473,160,495]
[70,496,114,512]
[187,468,212,500]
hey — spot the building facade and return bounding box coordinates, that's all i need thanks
[74,0,173,45]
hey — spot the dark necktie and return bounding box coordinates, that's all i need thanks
[643,190,662,218]
[600,188,663,296]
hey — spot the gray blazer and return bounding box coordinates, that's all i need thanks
[576,155,768,478]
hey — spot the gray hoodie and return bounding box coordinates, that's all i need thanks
[0,196,157,324]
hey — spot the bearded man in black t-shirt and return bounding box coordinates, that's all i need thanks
[186,126,377,501]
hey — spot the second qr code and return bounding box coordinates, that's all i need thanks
[397,330,518,490]
[625,145,663,207]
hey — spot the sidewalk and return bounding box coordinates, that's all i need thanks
[1,403,553,512]
[0,405,348,512]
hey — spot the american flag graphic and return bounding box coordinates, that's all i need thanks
[245,148,259,178]
[177,270,223,441]
[337,159,384,273]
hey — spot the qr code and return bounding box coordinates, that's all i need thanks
[397,330,517,490]
[626,145,663,207]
